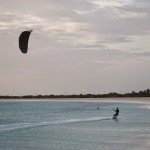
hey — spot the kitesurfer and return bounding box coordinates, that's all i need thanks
[113,107,119,119]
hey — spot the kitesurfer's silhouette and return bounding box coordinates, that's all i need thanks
[113,107,119,119]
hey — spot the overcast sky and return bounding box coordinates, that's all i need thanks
[0,0,150,96]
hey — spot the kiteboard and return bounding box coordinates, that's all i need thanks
[112,116,117,119]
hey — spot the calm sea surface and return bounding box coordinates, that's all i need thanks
[0,98,150,150]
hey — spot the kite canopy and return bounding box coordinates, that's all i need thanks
[19,30,32,54]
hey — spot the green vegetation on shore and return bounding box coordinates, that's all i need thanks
[0,89,150,99]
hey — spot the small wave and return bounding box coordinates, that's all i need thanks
[0,117,111,132]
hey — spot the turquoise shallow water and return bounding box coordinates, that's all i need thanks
[0,98,150,150]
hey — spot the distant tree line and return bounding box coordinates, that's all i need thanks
[0,89,150,99]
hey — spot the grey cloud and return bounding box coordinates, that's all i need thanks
[75,1,150,44]
[66,48,133,64]
[134,52,150,57]
[102,36,134,44]
[1,0,150,45]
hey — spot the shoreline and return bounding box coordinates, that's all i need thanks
[0,97,150,103]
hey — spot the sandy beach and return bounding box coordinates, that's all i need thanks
[1,97,150,103]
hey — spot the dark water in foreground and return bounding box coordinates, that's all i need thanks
[0,98,150,150]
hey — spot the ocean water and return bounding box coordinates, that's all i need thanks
[0,98,150,150]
